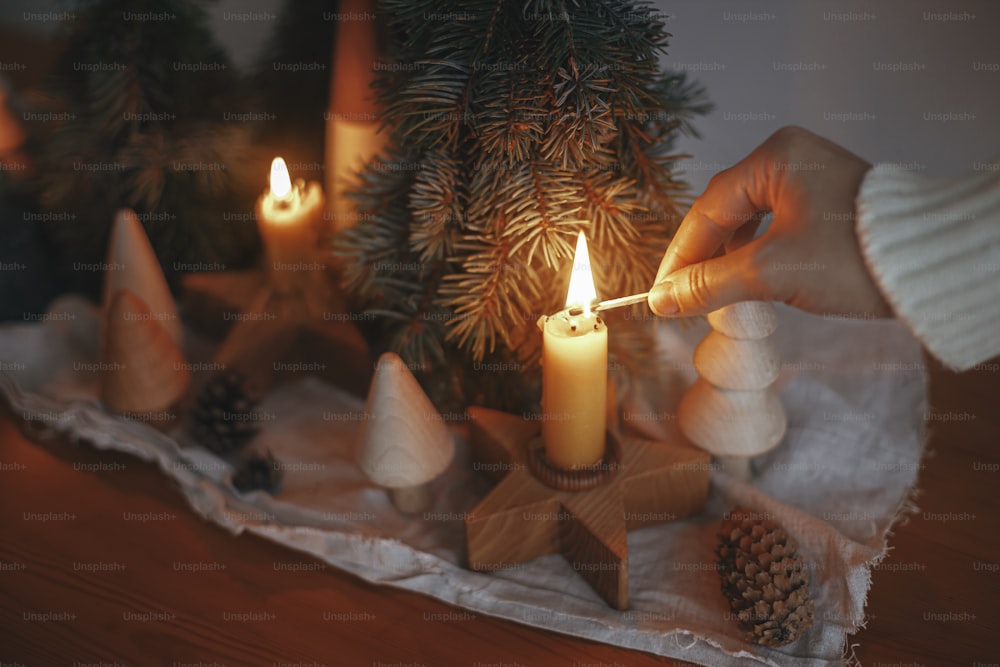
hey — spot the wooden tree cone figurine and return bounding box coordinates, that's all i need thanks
[101,289,190,416]
[102,209,183,347]
[693,331,780,391]
[678,301,786,480]
[356,352,455,513]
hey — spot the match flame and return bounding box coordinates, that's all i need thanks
[564,232,599,316]
[269,157,292,199]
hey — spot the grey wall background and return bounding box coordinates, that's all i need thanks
[2,0,279,70]
[5,0,999,194]
[657,0,1000,192]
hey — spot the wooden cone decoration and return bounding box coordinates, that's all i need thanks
[356,352,454,513]
[101,289,190,416]
[103,209,182,347]
[679,302,787,480]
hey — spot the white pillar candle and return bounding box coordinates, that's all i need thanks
[541,232,608,470]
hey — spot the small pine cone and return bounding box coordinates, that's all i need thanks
[190,370,259,454]
[232,450,282,494]
[716,506,814,647]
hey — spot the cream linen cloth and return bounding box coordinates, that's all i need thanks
[0,296,926,666]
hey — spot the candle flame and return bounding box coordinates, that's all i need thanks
[565,231,599,315]
[269,157,292,199]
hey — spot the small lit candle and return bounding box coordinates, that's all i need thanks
[540,232,608,470]
[256,157,325,293]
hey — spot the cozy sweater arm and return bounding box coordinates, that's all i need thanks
[855,163,1000,370]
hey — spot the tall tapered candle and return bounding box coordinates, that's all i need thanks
[540,232,608,470]
[326,0,386,230]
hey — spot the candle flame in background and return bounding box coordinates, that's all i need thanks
[269,157,292,199]
[564,231,599,316]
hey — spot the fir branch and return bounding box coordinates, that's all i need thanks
[335,155,418,302]
[339,0,709,410]
[31,0,260,273]
[408,153,463,263]
[579,172,642,250]
[500,162,582,267]
[475,66,546,167]
[383,60,471,151]
[437,235,518,360]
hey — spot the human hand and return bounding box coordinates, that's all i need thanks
[648,126,893,318]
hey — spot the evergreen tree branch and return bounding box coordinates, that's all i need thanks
[338,0,710,409]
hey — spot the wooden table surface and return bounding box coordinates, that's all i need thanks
[0,355,997,666]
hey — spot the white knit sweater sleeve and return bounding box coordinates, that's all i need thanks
[855,163,1000,371]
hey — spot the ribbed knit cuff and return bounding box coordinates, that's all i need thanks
[856,163,1000,371]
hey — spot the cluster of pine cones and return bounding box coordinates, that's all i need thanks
[188,370,281,494]
[716,506,815,647]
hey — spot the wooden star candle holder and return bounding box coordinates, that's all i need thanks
[179,156,372,398]
[180,270,372,398]
[464,407,710,610]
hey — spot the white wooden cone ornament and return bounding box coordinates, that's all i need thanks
[356,352,455,513]
[693,331,780,391]
[102,209,183,347]
[706,300,778,339]
[101,289,190,416]
[678,301,787,480]
[678,378,786,455]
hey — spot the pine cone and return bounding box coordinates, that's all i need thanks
[189,370,259,454]
[716,506,814,647]
[232,450,282,494]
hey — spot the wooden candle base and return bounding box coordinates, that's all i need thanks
[527,433,621,492]
[180,271,372,398]
[465,407,710,610]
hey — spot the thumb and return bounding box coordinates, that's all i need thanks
[648,242,769,316]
